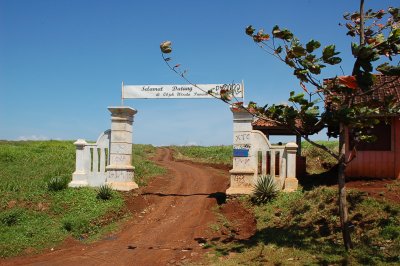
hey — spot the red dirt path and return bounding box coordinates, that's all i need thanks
[1,148,256,266]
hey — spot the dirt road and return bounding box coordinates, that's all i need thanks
[2,148,230,265]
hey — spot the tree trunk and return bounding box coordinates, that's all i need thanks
[360,0,365,46]
[338,123,353,250]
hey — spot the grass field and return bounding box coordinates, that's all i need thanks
[172,145,232,165]
[208,187,400,265]
[0,141,163,258]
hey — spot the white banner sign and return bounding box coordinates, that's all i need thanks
[122,83,244,99]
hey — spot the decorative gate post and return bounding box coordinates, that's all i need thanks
[226,106,255,195]
[70,139,89,187]
[105,106,138,191]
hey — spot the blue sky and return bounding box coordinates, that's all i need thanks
[0,0,396,145]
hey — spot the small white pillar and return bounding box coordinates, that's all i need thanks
[69,139,89,187]
[283,142,298,192]
[105,106,138,191]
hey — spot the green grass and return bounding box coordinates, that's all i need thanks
[133,144,166,186]
[302,140,339,174]
[206,187,400,265]
[172,145,232,165]
[0,141,164,258]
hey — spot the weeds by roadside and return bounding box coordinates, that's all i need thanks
[172,145,232,165]
[0,141,163,258]
[206,187,400,265]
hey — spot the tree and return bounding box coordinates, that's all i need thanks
[160,2,400,250]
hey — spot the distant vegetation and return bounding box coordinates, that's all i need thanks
[301,140,339,174]
[173,141,340,174]
[172,145,232,165]
[0,141,163,258]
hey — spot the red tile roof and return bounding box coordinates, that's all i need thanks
[324,74,400,105]
[252,118,303,128]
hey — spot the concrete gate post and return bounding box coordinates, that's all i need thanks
[105,106,138,191]
[226,106,255,195]
[283,142,298,192]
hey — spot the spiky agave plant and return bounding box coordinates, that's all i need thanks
[251,175,278,204]
[47,176,69,192]
[97,184,113,200]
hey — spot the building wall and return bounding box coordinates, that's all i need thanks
[345,117,399,179]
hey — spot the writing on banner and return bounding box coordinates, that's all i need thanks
[122,83,244,99]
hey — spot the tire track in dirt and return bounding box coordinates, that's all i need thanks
[1,148,229,266]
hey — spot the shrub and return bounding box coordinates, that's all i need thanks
[251,175,278,204]
[97,184,113,200]
[61,217,91,237]
[47,175,69,191]
[0,208,24,226]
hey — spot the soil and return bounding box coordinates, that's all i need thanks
[300,166,400,204]
[219,200,257,241]
[0,148,256,266]
[345,179,400,203]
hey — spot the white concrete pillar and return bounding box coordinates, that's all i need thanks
[227,106,255,195]
[105,106,138,191]
[69,139,89,187]
[283,142,298,192]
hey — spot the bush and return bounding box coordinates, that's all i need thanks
[61,216,91,237]
[0,208,24,226]
[251,175,278,204]
[47,175,69,191]
[97,184,113,200]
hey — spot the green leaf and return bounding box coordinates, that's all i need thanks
[245,25,255,36]
[360,60,373,72]
[305,107,320,116]
[285,56,296,68]
[294,69,308,82]
[322,45,339,61]
[388,28,400,42]
[309,64,322,74]
[292,46,306,57]
[351,42,360,57]
[290,92,305,102]
[356,71,375,91]
[325,57,342,65]
[305,54,316,62]
[377,63,400,75]
[375,33,385,44]
[306,40,321,53]
[272,25,293,41]
[358,46,376,60]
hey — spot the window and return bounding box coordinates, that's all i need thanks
[349,120,392,151]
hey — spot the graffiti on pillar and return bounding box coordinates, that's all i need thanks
[234,157,251,168]
[108,171,134,181]
[233,144,251,150]
[234,133,250,142]
[113,144,131,154]
[232,174,252,187]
